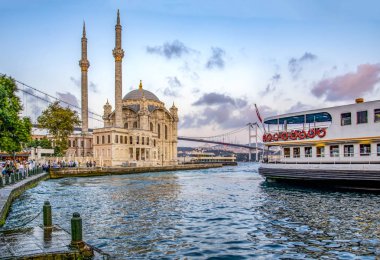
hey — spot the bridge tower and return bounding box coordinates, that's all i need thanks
[79,22,90,133]
[248,123,259,162]
[113,9,125,128]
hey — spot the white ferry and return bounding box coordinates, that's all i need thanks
[258,98,380,191]
[180,150,237,166]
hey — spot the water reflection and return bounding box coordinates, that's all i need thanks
[2,164,379,259]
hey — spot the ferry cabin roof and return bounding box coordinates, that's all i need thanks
[262,99,380,146]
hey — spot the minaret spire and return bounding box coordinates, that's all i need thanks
[79,20,90,133]
[113,9,125,128]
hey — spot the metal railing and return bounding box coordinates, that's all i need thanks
[267,152,380,165]
[0,166,44,188]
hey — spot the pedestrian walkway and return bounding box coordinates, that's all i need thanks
[0,225,108,259]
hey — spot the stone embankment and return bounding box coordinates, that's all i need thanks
[0,171,49,226]
[50,163,223,179]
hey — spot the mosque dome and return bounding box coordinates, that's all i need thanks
[122,80,160,102]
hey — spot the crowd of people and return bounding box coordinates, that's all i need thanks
[0,159,39,178]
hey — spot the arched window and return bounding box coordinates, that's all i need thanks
[130,136,133,144]
[136,136,140,144]
[158,124,161,139]
[133,122,138,129]
[147,137,149,145]
[154,139,156,147]
[120,136,123,144]
[124,136,127,144]
[68,140,71,147]
[150,122,154,131]
[142,137,145,145]
[124,123,128,129]
[165,125,168,140]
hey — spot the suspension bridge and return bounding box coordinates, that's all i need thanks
[8,75,264,158]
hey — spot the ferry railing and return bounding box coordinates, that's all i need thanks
[267,152,380,165]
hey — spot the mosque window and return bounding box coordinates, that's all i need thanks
[115,135,119,143]
[158,124,161,139]
[97,136,99,144]
[136,136,140,144]
[124,136,127,144]
[150,122,154,131]
[165,125,168,140]
[73,141,76,147]
[124,123,128,129]
[68,140,71,147]
[142,137,144,145]
[154,139,156,147]
[130,136,133,144]
[120,136,123,144]
[133,122,138,129]
[108,135,111,143]
[147,137,149,145]
[102,136,105,144]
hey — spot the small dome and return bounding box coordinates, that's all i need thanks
[123,89,160,102]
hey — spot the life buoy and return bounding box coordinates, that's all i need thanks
[263,134,267,142]
[280,132,288,141]
[266,134,273,142]
[317,128,326,138]
[298,130,306,139]
[273,133,279,141]
[307,129,316,138]
[289,131,298,140]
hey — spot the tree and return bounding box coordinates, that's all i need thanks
[0,75,32,154]
[27,138,52,149]
[37,101,80,156]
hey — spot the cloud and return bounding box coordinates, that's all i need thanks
[288,52,317,78]
[311,63,380,101]
[162,76,182,97]
[56,92,79,107]
[262,73,281,95]
[285,102,315,113]
[193,92,247,107]
[206,47,226,69]
[146,40,191,59]
[70,76,98,93]
[180,103,277,129]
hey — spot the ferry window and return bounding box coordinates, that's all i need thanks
[304,147,312,157]
[360,144,371,156]
[316,147,325,157]
[344,145,354,157]
[330,145,339,157]
[357,111,368,124]
[283,148,290,158]
[375,109,380,123]
[293,147,300,158]
[341,113,351,126]
[377,144,380,156]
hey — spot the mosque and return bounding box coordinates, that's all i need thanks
[66,10,179,166]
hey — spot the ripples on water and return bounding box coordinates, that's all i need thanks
[2,163,380,259]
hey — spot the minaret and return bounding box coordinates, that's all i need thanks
[79,22,90,133]
[112,9,125,128]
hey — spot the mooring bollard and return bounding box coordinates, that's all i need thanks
[43,201,52,228]
[10,172,15,184]
[71,212,83,247]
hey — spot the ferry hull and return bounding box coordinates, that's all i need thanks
[259,166,380,191]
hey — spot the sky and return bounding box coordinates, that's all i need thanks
[1,0,380,143]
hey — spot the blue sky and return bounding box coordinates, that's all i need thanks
[1,0,380,139]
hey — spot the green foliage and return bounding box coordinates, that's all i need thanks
[27,138,52,149]
[37,101,80,156]
[0,75,32,153]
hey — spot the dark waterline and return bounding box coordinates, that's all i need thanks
[2,163,379,259]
